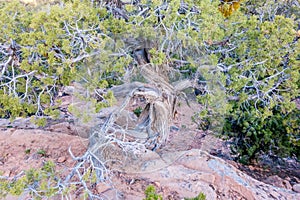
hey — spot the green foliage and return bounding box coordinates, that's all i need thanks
[133,107,143,117]
[25,149,31,154]
[0,0,119,121]
[30,117,47,127]
[224,105,300,163]
[185,192,206,200]
[188,0,300,162]
[0,161,62,199]
[0,159,105,199]
[0,94,36,119]
[0,0,298,164]
[241,0,300,20]
[143,185,163,200]
[37,149,47,157]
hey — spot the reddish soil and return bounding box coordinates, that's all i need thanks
[0,94,299,199]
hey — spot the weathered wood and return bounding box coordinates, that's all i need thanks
[89,63,193,165]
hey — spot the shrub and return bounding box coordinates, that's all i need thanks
[185,192,206,200]
[0,161,63,199]
[143,185,163,200]
[0,0,122,120]
[196,0,300,162]
[0,0,298,162]
[224,105,300,163]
